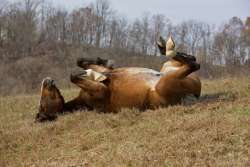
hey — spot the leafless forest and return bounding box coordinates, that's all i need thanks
[0,0,249,95]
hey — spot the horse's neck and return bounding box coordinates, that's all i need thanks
[160,60,183,74]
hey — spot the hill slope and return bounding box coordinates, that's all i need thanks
[0,78,250,167]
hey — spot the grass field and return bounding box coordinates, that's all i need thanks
[0,77,250,167]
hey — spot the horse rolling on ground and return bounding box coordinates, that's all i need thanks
[36,36,201,121]
[70,52,200,113]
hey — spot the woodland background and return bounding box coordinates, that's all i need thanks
[0,0,249,95]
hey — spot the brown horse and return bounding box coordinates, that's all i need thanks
[65,36,201,112]
[70,52,200,112]
[36,36,201,121]
[68,37,201,112]
[76,37,201,99]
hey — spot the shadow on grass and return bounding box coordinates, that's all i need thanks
[182,91,237,106]
[199,91,236,103]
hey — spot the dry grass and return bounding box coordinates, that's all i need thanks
[0,77,250,167]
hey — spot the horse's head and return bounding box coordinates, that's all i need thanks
[36,77,64,122]
[77,57,114,73]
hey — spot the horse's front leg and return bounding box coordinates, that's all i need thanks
[69,71,110,111]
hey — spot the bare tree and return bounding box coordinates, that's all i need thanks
[213,17,244,66]
[151,14,169,55]
[242,17,250,46]
[241,17,250,65]
[2,0,39,59]
[128,19,142,53]
[109,16,128,49]
[92,0,112,47]
[140,13,150,54]
[44,7,68,43]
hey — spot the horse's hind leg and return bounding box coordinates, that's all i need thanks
[155,61,200,98]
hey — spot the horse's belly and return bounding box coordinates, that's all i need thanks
[106,67,193,111]
[109,85,148,110]
[108,74,158,111]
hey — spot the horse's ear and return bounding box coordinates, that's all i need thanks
[156,35,166,55]
[166,36,177,58]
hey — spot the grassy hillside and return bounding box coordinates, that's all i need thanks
[0,77,250,167]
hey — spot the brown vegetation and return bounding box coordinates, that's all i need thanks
[0,77,249,166]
